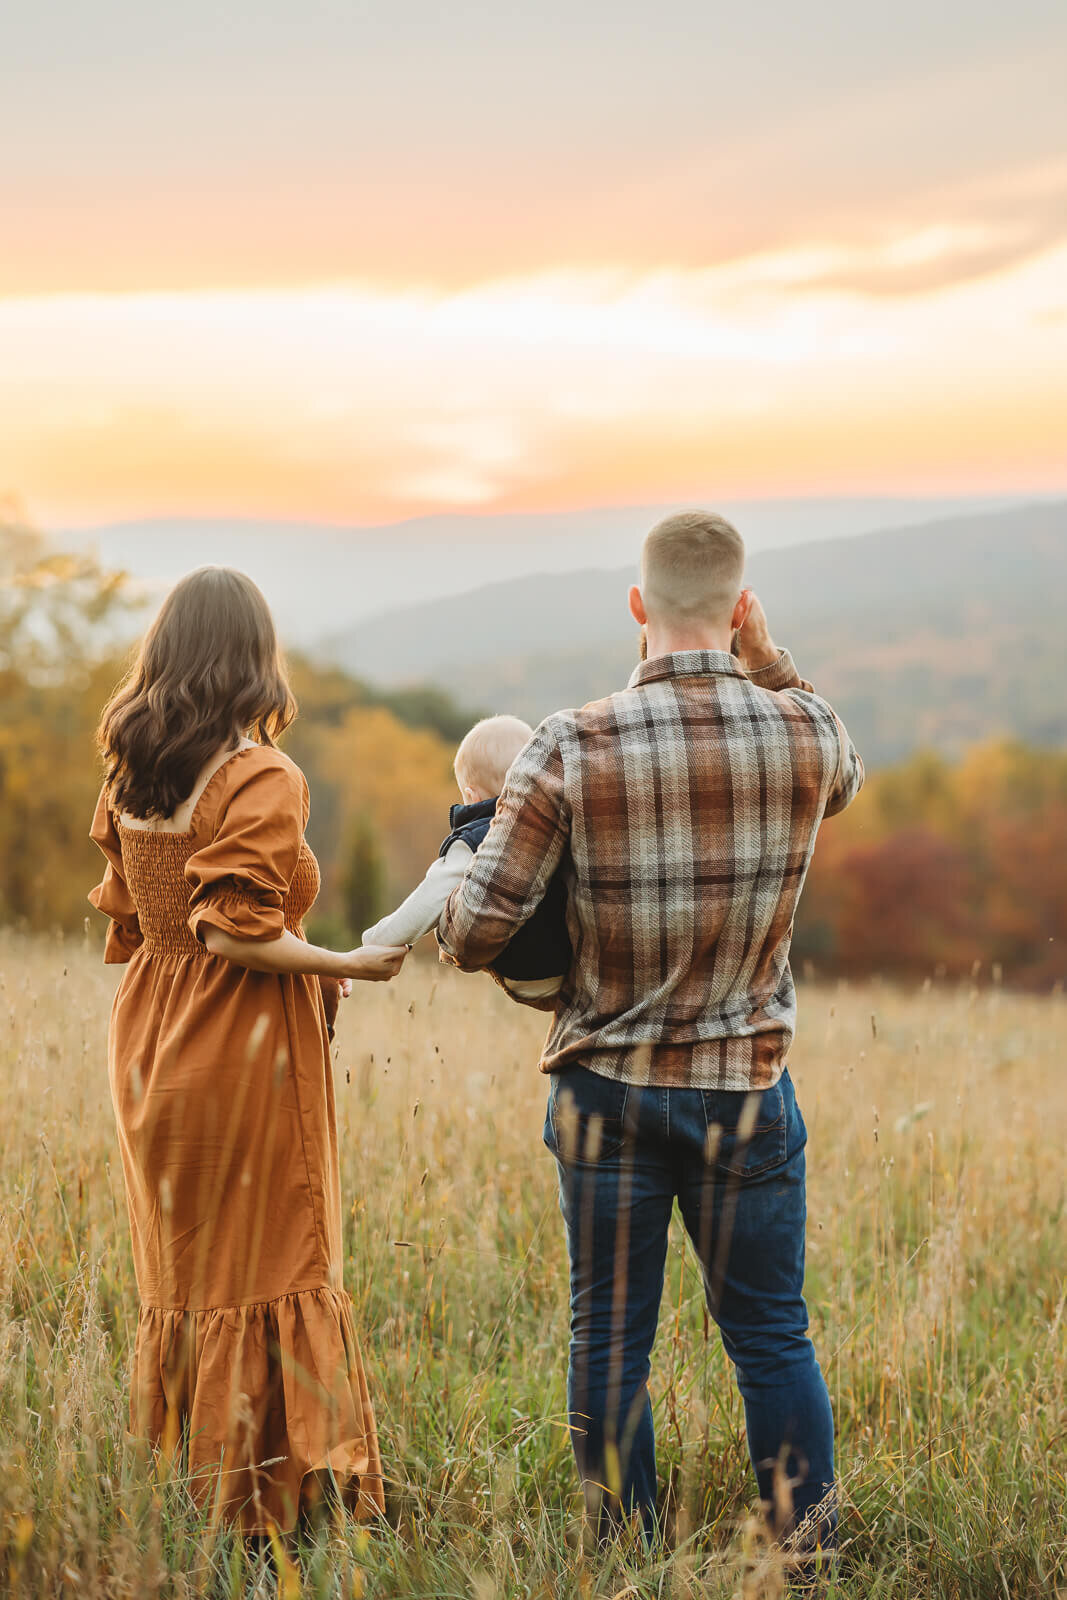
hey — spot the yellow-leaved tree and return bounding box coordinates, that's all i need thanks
[0,503,135,930]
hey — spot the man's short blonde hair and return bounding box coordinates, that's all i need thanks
[454,714,534,797]
[641,510,745,625]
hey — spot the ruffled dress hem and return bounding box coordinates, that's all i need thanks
[132,1284,385,1533]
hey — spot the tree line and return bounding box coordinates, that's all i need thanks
[2,512,1063,990]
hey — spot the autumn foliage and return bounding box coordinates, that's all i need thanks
[795,745,1067,988]
[2,513,1064,991]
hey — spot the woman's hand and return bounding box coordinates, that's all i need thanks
[345,943,410,982]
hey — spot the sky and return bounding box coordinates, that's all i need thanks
[3,0,1066,530]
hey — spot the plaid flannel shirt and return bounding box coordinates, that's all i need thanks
[438,648,864,1089]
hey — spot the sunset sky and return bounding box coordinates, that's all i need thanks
[3,0,1066,529]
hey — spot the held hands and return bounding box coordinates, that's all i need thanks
[732,589,780,672]
[346,943,410,982]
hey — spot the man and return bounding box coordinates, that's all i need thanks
[438,511,863,1561]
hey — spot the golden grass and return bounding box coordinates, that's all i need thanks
[0,931,1064,1597]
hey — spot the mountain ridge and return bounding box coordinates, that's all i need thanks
[322,500,1067,767]
[60,493,1037,644]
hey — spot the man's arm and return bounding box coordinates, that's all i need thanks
[822,715,865,815]
[438,720,568,971]
[735,589,865,816]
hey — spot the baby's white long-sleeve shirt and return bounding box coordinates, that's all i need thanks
[362,840,562,1001]
[362,841,473,948]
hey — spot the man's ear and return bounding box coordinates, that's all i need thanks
[731,588,752,633]
[628,585,648,627]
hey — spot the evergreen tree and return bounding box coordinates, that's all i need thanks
[341,813,387,941]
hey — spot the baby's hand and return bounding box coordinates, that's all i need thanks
[339,978,353,999]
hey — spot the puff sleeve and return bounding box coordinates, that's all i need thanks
[185,757,308,945]
[88,787,144,963]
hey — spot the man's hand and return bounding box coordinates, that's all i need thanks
[733,590,780,672]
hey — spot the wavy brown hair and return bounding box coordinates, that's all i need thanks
[99,567,296,820]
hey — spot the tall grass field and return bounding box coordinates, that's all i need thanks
[1,932,1064,1598]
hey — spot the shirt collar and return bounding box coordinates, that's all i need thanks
[449,797,497,829]
[628,648,745,689]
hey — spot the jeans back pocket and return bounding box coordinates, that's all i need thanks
[546,1066,630,1166]
[701,1079,787,1177]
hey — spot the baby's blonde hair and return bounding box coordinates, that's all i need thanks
[454,714,534,798]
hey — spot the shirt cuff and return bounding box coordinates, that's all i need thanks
[745,648,806,692]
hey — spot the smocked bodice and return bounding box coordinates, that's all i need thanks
[118,824,320,957]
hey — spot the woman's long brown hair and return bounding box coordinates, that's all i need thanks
[99,567,296,820]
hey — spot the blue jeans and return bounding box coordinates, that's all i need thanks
[543,1064,836,1548]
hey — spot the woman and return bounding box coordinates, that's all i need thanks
[89,566,407,1534]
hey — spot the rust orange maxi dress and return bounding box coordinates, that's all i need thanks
[89,743,385,1532]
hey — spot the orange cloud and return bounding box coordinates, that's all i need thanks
[3,238,1065,528]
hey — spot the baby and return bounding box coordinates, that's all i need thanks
[362,714,571,1000]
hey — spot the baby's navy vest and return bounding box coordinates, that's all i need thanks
[439,799,572,982]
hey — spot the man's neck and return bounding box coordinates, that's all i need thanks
[644,625,733,660]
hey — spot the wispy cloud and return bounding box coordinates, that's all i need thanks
[783,167,1067,297]
[2,231,1065,525]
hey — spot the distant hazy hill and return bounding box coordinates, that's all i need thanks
[323,501,1067,767]
[62,494,1022,647]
